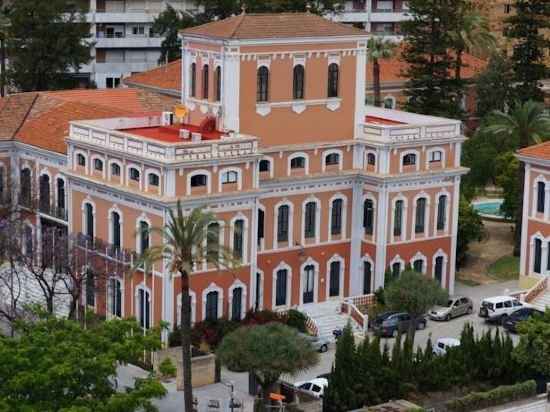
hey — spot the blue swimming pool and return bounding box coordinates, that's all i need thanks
[472,199,505,218]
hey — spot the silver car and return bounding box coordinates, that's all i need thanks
[299,333,330,352]
[429,296,473,321]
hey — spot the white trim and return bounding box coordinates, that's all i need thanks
[328,193,347,241]
[399,149,420,173]
[361,254,375,294]
[108,159,123,181]
[300,257,319,305]
[322,149,343,172]
[287,152,310,176]
[218,166,242,192]
[145,168,162,194]
[326,254,345,299]
[202,282,223,320]
[272,261,292,310]
[187,169,212,195]
[90,154,106,179]
[258,156,274,179]
[274,200,294,249]
[532,174,548,218]
[228,279,247,320]
[410,252,427,274]
[389,255,405,278]
[301,196,321,245]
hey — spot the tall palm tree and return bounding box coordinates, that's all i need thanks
[367,37,396,107]
[483,101,550,255]
[137,203,237,412]
[450,6,496,83]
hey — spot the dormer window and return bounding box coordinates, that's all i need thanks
[290,156,305,169]
[77,154,86,167]
[429,150,442,162]
[257,66,269,103]
[129,168,140,182]
[403,153,417,167]
[191,174,207,187]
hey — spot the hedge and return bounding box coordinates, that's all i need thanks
[445,380,537,412]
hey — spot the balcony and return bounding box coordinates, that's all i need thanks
[94,36,163,49]
[79,61,160,74]
[39,203,69,222]
[76,233,136,265]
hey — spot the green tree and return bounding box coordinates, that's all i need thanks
[384,270,448,342]
[513,310,550,377]
[367,37,396,107]
[137,203,237,412]
[482,101,550,255]
[505,0,550,103]
[217,323,319,408]
[495,151,520,220]
[7,0,91,91]
[0,313,166,411]
[0,0,9,97]
[401,0,465,118]
[474,53,515,118]
[457,195,484,267]
[152,5,196,64]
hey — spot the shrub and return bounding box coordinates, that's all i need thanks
[158,358,176,379]
[445,380,537,412]
[286,309,308,333]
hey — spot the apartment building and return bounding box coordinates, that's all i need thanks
[0,13,467,336]
[328,0,411,39]
[81,0,197,88]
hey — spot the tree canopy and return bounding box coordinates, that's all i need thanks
[6,0,92,91]
[514,310,550,377]
[0,313,166,412]
[152,5,196,64]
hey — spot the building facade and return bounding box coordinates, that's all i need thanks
[1,13,466,335]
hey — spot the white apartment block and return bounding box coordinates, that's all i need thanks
[328,0,411,39]
[81,0,197,88]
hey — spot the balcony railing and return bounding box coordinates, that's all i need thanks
[39,203,68,221]
[76,233,136,264]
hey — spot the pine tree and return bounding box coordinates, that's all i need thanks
[401,0,466,118]
[505,0,550,103]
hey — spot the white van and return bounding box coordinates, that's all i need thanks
[433,338,460,356]
[478,296,524,323]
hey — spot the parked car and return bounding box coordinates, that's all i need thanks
[429,296,473,321]
[433,337,460,356]
[502,307,544,333]
[478,296,524,323]
[295,378,328,398]
[299,333,329,353]
[371,311,427,338]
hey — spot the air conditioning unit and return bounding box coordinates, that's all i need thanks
[179,129,190,139]
[191,132,202,142]
[161,112,174,126]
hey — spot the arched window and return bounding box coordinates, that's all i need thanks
[207,222,220,260]
[329,260,341,297]
[275,269,288,306]
[94,158,103,172]
[391,261,401,279]
[129,167,140,182]
[148,173,160,187]
[303,264,315,304]
[20,169,31,207]
[111,211,121,250]
[293,64,305,100]
[109,278,123,318]
[205,291,219,321]
[190,174,207,187]
[259,159,271,173]
[363,260,372,294]
[139,221,150,253]
[111,163,121,177]
[222,170,238,184]
[190,62,196,97]
[202,64,209,99]
[231,287,243,321]
[304,201,316,239]
[257,66,269,102]
[76,153,86,167]
[413,259,424,273]
[415,197,426,234]
[39,174,50,213]
[290,156,305,169]
[434,256,444,285]
[56,178,65,213]
[325,152,340,166]
[84,203,94,239]
[327,63,339,98]
[277,205,289,243]
[215,66,221,102]
[437,195,447,231]
[537,181,545,213]
[394,200,403,237]
[363,199,374,235]
[233,219,244,260]
[137,287,151,329]
[367,153,376,166]
[331,198,343,235]
[403,153,417,167]
[534,238,542,274]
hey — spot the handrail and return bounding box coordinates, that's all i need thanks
[521,276,548,303]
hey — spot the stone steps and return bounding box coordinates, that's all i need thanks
[300,300,359,341]
[531,291,550,312]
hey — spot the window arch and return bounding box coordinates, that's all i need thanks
[76,153,86,167]
[20,168,32,208]
[147,172,160,188]
[229,280,246,321]
[257,66,269,103]
[190,62,196,97]
[393,198,405,238]
[83,202,95,239]
[537,181,546,214]
[414,196,427,235]
[110,161,121,178]
[410,252,427,274]
[327,255,344,298]
[215,66,221,102]
[433,251,447,286]
[323,150,342,171]
[232,218,245,261]
[108,277,123,318]
[129,167,140,183]
[293,64,305,100]
[110,209,122,251]
[191,174,207,187]
[300,258,318,305]
[403,153,417,167]
[276,203,291,246]
[39,174,51,214]
[187,170,211,195]
[93,157,104,172]
[302,198,320,243]
[327,63,339,98]
[56,177,66,214]
[290,156,306,169]
[202,64,209,99]
[259,159,271,173]
[288,152,309,175]
[437,194,448,232]
[390,255,405,280]
[383,96,396,109]
[366,151,376,167]
[362,256,374,294]
[202,283,223,321]
[273,262,292,308]
[330,196,346,238]
[137,220,150,254]
[219,168,241,190]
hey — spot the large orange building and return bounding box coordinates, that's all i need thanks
[0,13,468,337]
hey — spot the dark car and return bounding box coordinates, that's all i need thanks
[502,307,544,333]
[371,311,427,338]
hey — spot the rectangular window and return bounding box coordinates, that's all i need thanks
[394,200,403,237]
[275,269,287,306]
[257,209,264,246]
[437,196,447,231]
[304,202,316,239]
[86,271,95,307]
[363,199,374,235]
[537,181,545,213]
[363,261,372,294]
[534,238,542,274]
[415,198,426,234]
[331,199,343,235]
[233,220,244,260]
[277,206,289,242]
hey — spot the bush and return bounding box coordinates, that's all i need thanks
[158,358,176,379]
[286,309,308,333]
[445,380,537,412]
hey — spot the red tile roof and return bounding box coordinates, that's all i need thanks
[180,12,367,40]
[0,88,177,154]
[124,60,182,94]
[518,142,550,161]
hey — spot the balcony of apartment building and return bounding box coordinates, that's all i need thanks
[370,22,403,39]
[87,0,199,24]
[330,0,410,24]
[95,24,163,48]
[90,48,160,76]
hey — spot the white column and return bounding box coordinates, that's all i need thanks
[249,199,259,310]
[542,243,549,276]
[448,176,461,295]
[349,180,364,296]
[544,186,550,221]
[375,184,389,289]
[222,47,240,132]
[353,42,367,139]
[520,164,531,277]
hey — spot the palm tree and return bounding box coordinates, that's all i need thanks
[136,203,238,412]
[483,101,550,255]
[450,6,496,83]
[0,1,9,97]
[367,37,396,107]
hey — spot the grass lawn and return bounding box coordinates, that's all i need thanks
[487,256,520,281]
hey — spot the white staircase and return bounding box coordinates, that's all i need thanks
[531,289,550,312]
[300,300,359,342]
